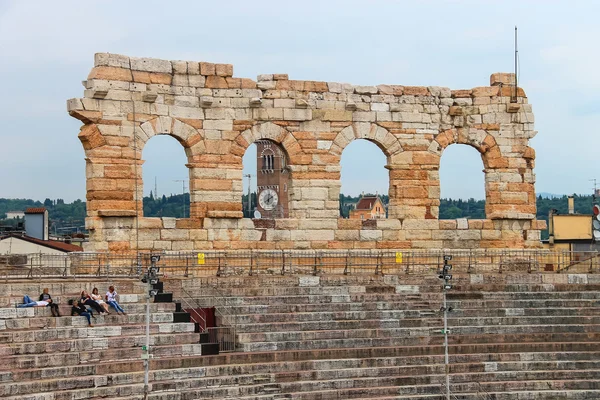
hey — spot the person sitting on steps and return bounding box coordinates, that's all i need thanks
[106,286,126,315]
[90,287,110,314]
[38,288,61,317]
[71,299,94,327]
[80,290,106,315]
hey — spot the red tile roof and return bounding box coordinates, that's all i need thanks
[0,234,82,252]
[355,196,382,211]
[25,207,47,214]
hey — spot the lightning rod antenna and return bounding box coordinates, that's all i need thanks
[513,26,518,103]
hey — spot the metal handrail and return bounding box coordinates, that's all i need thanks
[179,287,208,332]
[439,383,460,400]
[476,382,493,400]
[555,250,600,273]
[184,283,238,330]
[3,249,600,279]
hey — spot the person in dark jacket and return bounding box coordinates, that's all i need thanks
[71,300,94,327]
[80,290,105,314]
[39,288,61,317]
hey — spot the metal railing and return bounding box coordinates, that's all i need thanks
[439,383,460,400]
[476,382,494,400]
[1,249,599,280]
[178,287,208,331]
[206,326,237,353]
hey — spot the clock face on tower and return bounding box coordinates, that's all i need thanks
[258,189,279,211]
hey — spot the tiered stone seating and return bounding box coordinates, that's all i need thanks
[0,279,200,399]
[154,273,600,399]
[2,273,600,399]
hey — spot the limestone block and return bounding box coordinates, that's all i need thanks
[0,309,17,319]
[299,276,320,287]
[130,57,172,74]
[142,91,158,103]
[360,230,382,241]
[490,72,515,86]
[215,64,233,77]
[355,86,378,94]
[395,285,419,294]
[266,230,291,241]
[162,218,177,229]
[200,62,216,75]
[174,95,199,108]
[188,75,205,88]
[283,108,312,121]
[94,53,131,68]
[402,220,439,230]
[457,218,468,229]
[203,120,233,130]
[257,74,273,81]
[298,219,338,230]
[290,230,334,241]
[371,103,390,112]
[170,105,204,119]
[353,111,376,122]
[172,241,195,251]
[250,97,263,107]
[257,81,277,90]
[567,274,588,284]
[335,230,360,241]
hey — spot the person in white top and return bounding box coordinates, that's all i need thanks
[105,286,126,315]
[91,287,110,314]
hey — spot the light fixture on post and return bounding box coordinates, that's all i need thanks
[438,254,454,400]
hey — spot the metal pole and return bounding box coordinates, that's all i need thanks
[443,288,450,400]
[143,259,153,399]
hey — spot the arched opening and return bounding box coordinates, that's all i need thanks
[340,139,389,219]
[141,135,190,218]
[242,139,289,219]
[439,144,486,219]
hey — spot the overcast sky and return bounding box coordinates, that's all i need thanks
[1,1,598,202]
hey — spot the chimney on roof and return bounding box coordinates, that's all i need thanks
[568,195,575,215]
[24,208,49,240]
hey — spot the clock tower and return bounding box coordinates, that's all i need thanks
[256,140,289,218]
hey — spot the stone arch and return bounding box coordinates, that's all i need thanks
[136,117,205,220]
[137,116,204,160]
[233,122,302,219]
[332,123,402,220]
[330,122,403,160]
[234,121,301,162]
[431,128,511,220]
[430,128,505,169]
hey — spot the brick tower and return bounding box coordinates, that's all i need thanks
[256,140,289,218]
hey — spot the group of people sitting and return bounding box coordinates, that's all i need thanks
[18,286,126,327]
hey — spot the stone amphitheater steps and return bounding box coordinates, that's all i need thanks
[0,318,187,342]
[4,274,600,399]
[234,317,443,334]
[219,301,442,317]
[0,322,196,353]
[231,307,600,326]
[214,295,600,319]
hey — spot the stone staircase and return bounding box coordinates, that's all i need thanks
[1,273,599,399]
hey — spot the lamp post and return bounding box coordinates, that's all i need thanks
[141,255,160,399]
[438,254,453,400]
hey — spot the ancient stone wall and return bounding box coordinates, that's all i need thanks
[68,53,545,252]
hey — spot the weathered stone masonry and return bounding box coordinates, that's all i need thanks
[68,53,545,252]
